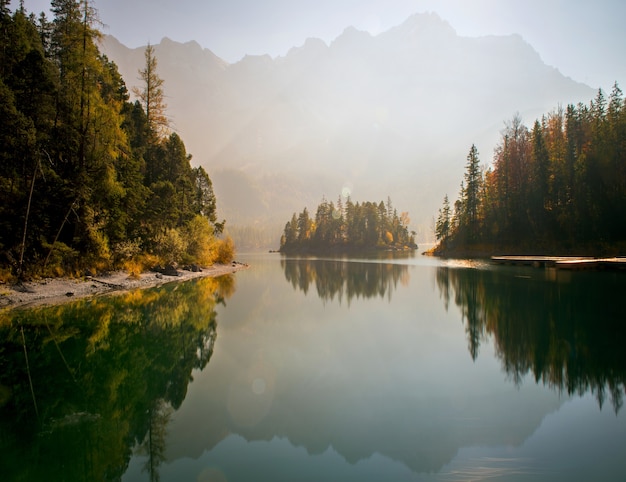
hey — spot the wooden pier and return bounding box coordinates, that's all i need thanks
[491,256,626,270]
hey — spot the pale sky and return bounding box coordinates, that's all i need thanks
[12,0,626,89]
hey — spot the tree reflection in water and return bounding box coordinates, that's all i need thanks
[281,257,410,303]
[435,266,626,412]
[0,275,235,481]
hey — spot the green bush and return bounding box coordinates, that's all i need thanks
[184,215,217,266]
[154,228,186,265]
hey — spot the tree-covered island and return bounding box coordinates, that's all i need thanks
[0,2,233,282]
[279,197,417,253]
[433,85,626,257]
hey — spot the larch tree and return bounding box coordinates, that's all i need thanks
[47,0,130,264]
[133,43,168,139]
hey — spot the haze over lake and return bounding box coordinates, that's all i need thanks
[100,15,594,245]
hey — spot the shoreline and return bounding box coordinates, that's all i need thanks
[0,263,248,310]
[425,242,626,259]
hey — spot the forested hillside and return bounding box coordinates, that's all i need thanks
[0,2,232,281]
[280,197,416,253]
[434,86,626,255]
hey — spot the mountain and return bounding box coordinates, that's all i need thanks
[100,13,594,248]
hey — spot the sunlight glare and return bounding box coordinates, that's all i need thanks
[341,182,353,199]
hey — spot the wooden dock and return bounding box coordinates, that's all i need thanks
[491,256,626,270]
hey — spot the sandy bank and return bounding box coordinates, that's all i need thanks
[0,263,248,310]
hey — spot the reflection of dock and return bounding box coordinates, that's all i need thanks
[491,256,626,270]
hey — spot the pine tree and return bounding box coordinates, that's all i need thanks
[435,194,451,242]
[193,166,222,233]
[297,207,313,243]
[530,119,550,232]
[280,213,299,251]
[464,144,482,240]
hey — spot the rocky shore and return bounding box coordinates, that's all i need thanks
[0,263,248,310]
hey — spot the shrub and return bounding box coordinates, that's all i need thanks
[122,259,143,279]
[154,228,186,265]
[215,236,235,264]
[40,241,80,278]
[184,215,217,266]
[112,239,142,264]
[122,253,160,278]
[0,267,14,284]
[82,229,113,274]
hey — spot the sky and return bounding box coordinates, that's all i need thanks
[11,0,626,90]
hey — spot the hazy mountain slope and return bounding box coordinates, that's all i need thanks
[101,13,593,247]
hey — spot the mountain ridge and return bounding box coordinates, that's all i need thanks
[100,12,594,247]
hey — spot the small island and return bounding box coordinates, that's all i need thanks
[279,197,417,254]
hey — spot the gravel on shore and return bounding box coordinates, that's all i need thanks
[0,263,248,310]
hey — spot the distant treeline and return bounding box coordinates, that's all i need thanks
[280,197,417,253]
[0,3,231,280]
[435,85,626,254]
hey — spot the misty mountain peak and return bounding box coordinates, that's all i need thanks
[390,12,456,40]
[331,26,373,49]
[159,36,176,47]
[237,53,274,69]
[156,37,228,68]
[284,37,329,61]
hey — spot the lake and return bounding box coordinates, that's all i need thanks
[1,253,625,481]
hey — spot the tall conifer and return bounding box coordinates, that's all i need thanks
[133,43,168,139]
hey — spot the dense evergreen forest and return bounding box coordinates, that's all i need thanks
[434,85,626,255]
[280,197,417,253]
[0,1,232,281]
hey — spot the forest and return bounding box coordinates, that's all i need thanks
[435,85,626,255]
[0,1,232,281]
[280,197,417,253]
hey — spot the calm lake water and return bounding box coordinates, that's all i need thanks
[1,253,625,481]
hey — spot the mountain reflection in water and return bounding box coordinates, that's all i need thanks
[1,256,625,481]
[280,256,625,412]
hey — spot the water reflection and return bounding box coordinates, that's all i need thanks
[281,257,410,303]
[435,266,626,412]
[158,256,571,479]
[3,258,625,481]
[0,275,234,481]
